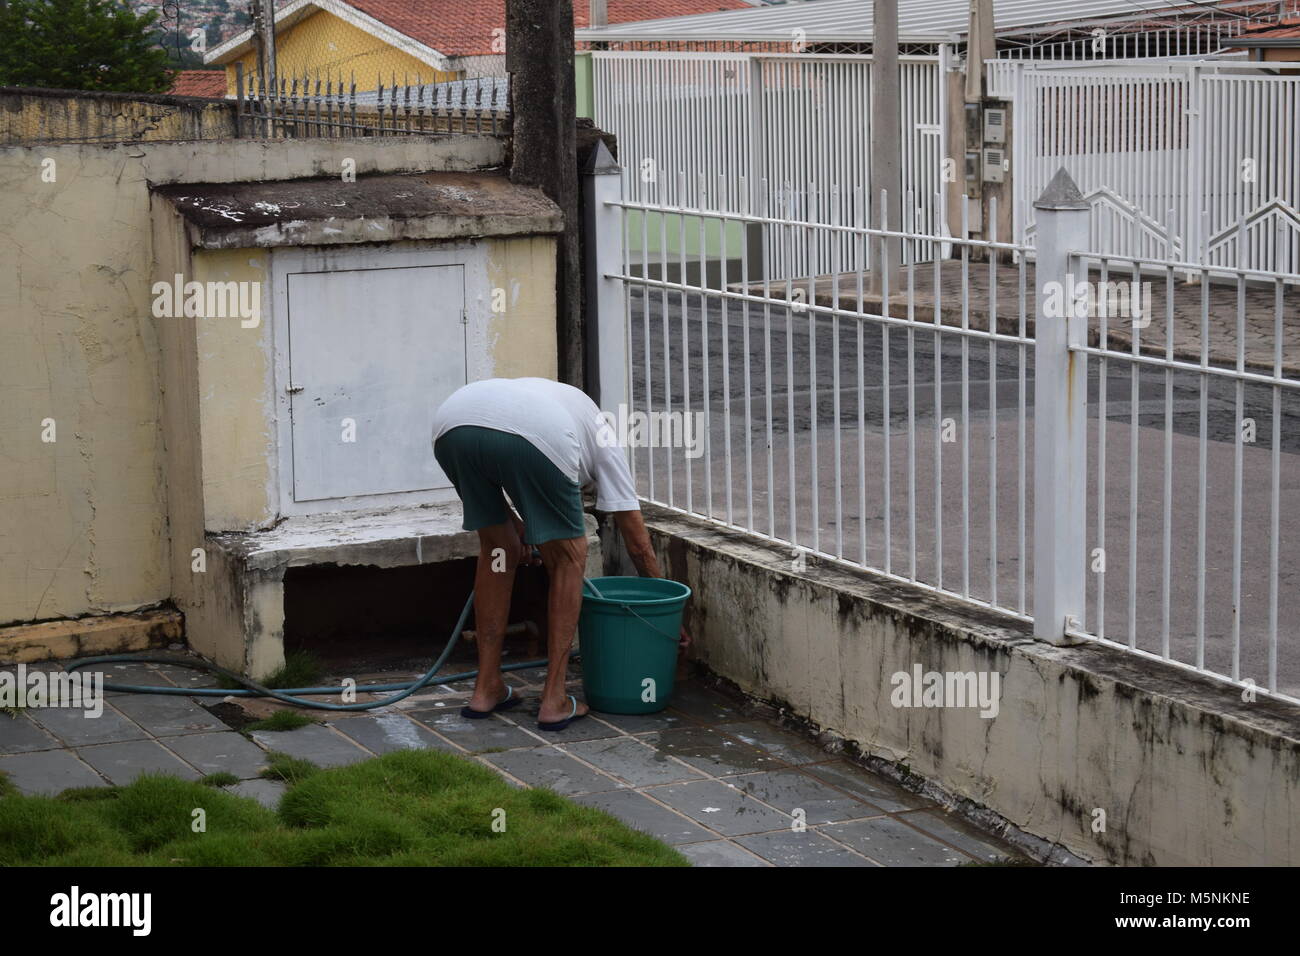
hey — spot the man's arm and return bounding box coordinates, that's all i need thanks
[612,509,661,578]
[611,510,692,652]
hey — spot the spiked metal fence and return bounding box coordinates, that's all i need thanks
[233,65,511,138]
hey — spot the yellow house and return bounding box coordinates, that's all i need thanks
[204,0,494,95]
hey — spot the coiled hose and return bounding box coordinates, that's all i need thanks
[62,590,563,712]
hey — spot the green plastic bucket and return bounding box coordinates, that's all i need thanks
[579,576,691,715]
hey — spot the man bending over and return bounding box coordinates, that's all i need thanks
[432,377,688,732]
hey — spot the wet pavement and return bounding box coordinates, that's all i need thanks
[0,655,1030,867]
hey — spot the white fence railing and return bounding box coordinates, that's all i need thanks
[592,51,947,279]
[999,60,1300,278]
[583,161,1300,705]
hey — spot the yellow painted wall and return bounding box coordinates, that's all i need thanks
[0,135,510,627]
[190,249,277,531]
[485,236,560,381]
[226,9,456,95]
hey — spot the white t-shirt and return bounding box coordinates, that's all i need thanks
[431,378,640,513]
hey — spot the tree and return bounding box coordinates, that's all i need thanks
[0,0,173,93]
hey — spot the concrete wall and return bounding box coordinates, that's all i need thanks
[0,87,236,145]
[606,505,1300,866]
[0,135,508,627]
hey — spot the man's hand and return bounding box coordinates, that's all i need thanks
[678,626,692,653]
[507,510,539,566]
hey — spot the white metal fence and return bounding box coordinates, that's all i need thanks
[584,163,1300,705]
[995,59,1300,278]
[592,51,947,279]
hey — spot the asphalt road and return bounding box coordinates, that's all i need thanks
[625,286,1300,699]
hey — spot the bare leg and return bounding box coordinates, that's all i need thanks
[466,521,520,713]
[536,535,589,724]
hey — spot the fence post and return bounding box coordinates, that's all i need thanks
[1033,167,1090,645]
[581,139,628,430]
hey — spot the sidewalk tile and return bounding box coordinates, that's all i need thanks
[0,714,60,754]
[822,817,968,866]
[249,724,370,768]
[727,769,871,824]
[903,809,1010,862]
[109,694,226,737]
[330,714,459,755]
[27,703,147,746]
[407,709,539,752]
[738,830,879,867]
[666,682,744,723]
[717,721,827,765]
[482,746,622,796]
[0,749,105,795]
[648,726,781,775]
[647,778,791,835]
[576,790,716,845]
[77,739,202,786]
[590,709,697,734]
[678,841,771,867]
[803,760,935,812]
[165,731,269,779]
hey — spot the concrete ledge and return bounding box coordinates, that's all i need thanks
[603,504,1300,866]
[0,608,183,664]
[193,506,605,680]
[152,169,561,250]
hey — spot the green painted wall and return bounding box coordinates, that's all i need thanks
[576,52,594,120]
[623,211,745,264]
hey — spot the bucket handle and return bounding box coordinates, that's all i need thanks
[616,603,683,646]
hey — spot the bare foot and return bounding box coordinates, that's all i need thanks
[466,676,509,714]
[538,694,589,725]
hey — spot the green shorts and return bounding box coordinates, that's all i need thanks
[434,425,585,544]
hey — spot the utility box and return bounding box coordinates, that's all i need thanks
[983,107,1006,144]
[150,171,565,676]
[982,147,1007,183]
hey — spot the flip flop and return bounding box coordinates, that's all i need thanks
[537,695,587,733]
[460,686,522,719]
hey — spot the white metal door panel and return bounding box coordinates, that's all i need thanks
[286,264,465,502]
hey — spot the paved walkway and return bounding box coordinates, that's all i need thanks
[0,655,1028,867]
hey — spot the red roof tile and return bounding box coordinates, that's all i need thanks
[1236,16,1300,40]
[346,0,754,57]
[169,70,228,97]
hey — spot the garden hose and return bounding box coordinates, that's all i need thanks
[62,589,566,712]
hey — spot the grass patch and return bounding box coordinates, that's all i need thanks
[0,750,687,867]
[0,772,15,799]
[244,711,316,733]
[215,651,323,691]
[200,773,241,788]
[261,652,324,690]
[259,752,321,785]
